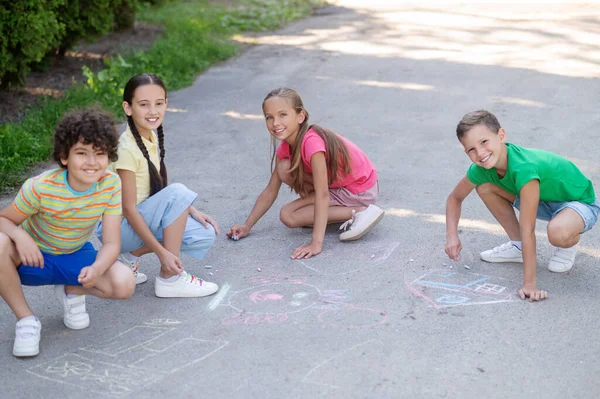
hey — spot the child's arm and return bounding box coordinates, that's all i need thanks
[445,176,476,261]
[227,168,283,240]
[189,206,220,235]
[0,206,43,267]
[517,180,548,302]
[118,169,183,275]
[291,152,328,259]
[78,213,121,288]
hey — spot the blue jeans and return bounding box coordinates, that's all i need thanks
[96,183,215,260]
[513,196,600,233]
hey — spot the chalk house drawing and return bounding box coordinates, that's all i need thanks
[27,319,228,396]
[406,269,518,308]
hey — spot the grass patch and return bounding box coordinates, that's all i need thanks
[0,0,324,193]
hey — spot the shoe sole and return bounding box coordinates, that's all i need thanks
[548,265,573,273]
[65,318,90,330]
[340,211,385,242]
[155,287,219,298]
[135,276,148,285]
[13,346,39,357]
[480,256,523,263]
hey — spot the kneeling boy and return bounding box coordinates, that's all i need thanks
[0,108,135,357]
[445,110,599,302]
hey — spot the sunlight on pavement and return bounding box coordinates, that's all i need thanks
[235,2,600,78]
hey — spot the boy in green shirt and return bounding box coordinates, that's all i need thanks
[445,110,599,302]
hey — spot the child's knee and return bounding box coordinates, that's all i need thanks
[475,183,495,197]
[109,263,136,299]
[0,233,17,265]
[112,276,135,299]
[279,205,298,228]
[547,223,578,247]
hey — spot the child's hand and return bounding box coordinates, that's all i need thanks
[78,266,98,288]
[445,236,462,261]
[291,241,322,259]
[227,224,250,241]
[158,250,184,276]
[14,230,44,268]
[518,284,548,302]
[190,209,220,235]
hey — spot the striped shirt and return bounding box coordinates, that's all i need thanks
[13,168,122,255]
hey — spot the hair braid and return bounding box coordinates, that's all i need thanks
[127,116,165,196]
[156,124,168,185]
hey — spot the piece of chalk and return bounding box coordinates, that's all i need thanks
[204,265,212,269]
[209,272,213,276]
[409,258,414,262]
[78,278,82,283]
[233,236,238,241]
[464,265,471,270]
[371,254,375,259]
[450,265,454,269]
[257,268,261,272]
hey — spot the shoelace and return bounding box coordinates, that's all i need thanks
[339,210,358,232]
[182,271,204,286]
[16,321,39,339]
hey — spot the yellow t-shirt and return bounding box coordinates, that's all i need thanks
[112,126,160,205]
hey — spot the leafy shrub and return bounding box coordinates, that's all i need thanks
[0,0,65,88]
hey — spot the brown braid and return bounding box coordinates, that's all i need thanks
[156,124,168,185]
[127,116,165,196]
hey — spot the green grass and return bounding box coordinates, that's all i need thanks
[0,0,324,193]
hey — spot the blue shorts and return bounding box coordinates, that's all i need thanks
[18,242,97,286]
[513,197,600,233]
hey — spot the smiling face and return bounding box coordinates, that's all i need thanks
[263,96,306,145]
[122,84,168,139]
[459,124,508,172]
[61,140,109,192]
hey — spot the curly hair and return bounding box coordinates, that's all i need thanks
[53,107,119,167]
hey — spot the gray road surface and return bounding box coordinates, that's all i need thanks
[2,2,600,398]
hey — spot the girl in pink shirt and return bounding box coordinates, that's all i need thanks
[227,88,384,259]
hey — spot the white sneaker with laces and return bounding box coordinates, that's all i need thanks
[13,317,41,357]
[155,271,219,298]
[339,204,385,241]
[54,285,90,330]
[480,241,523,263]
[548,244,578,273]
[118,254,147,285]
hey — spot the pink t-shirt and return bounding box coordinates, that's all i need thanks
[275,128,378,194]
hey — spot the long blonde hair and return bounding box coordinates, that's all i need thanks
[263,88,352,196]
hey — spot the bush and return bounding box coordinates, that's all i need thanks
[0,0,65,89]
[57,0,116,53]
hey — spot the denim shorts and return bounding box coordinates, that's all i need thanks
[18,242,97,286]
[513,196,600,233]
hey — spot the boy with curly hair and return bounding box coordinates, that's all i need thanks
[0,108,135,357]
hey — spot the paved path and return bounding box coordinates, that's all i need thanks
[2,2,600,398]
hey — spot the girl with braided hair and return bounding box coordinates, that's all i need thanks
[96,74,219,298]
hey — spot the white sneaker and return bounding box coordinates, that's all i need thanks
[118,254,147,285]
[548,244,578,273]
[480,241,523,263]
[155,271,219,298]
[54,285,90,330]
[13,317,41,357]
[339,204,385,241]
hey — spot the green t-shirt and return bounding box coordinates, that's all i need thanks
[467,143,596,204]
